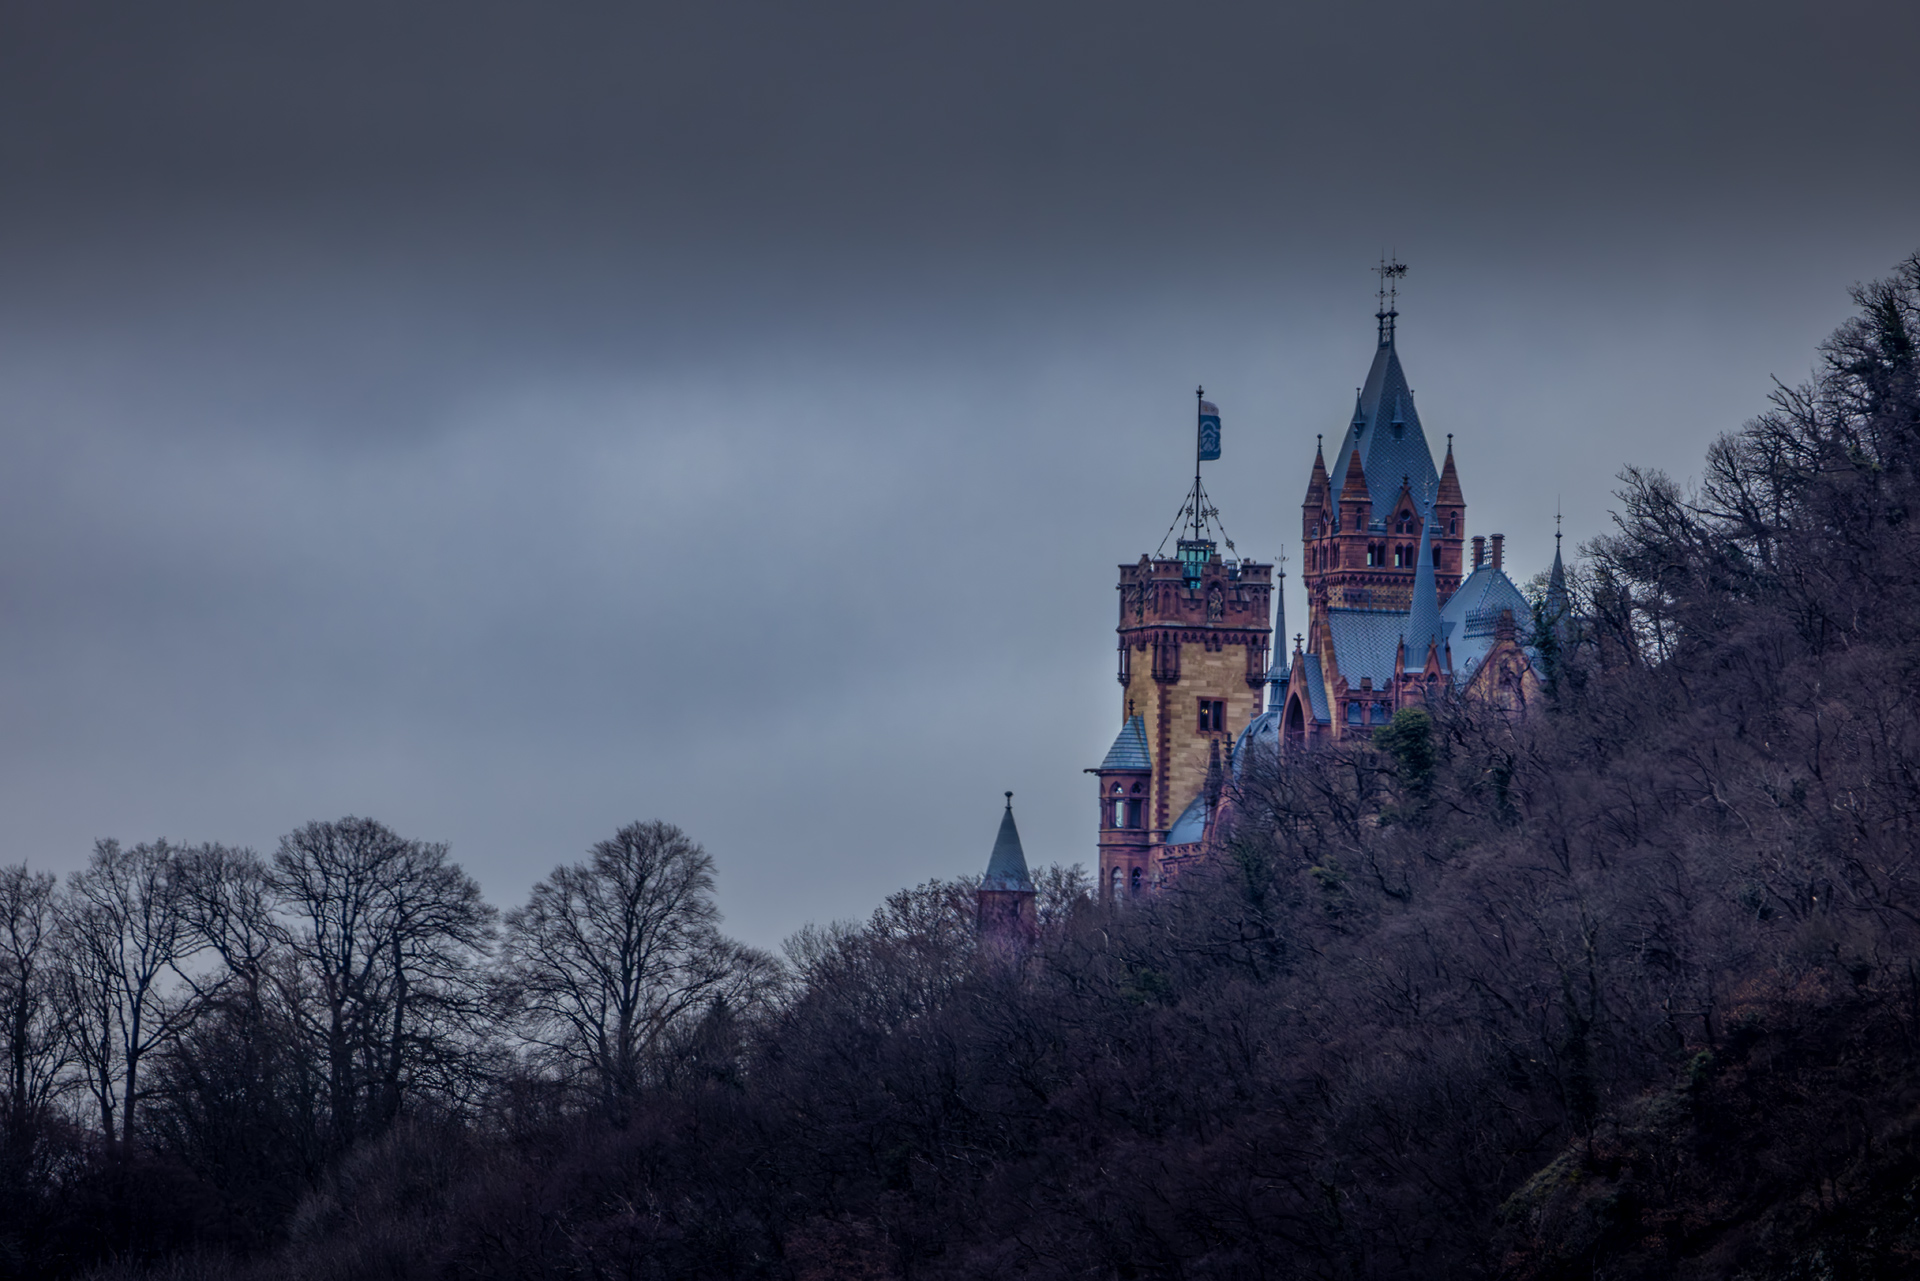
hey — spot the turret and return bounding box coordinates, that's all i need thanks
[1400,490,1448,680]
[977,793,1037,949]
[1301,438,1330,542]
[1337,449,1371,538]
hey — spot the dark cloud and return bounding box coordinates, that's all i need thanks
[0,0,1914,946]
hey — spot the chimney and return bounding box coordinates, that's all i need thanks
[1490,533,1505,571]
[1471,535,1485,570]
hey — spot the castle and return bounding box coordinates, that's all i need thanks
[1082,290,1560,901]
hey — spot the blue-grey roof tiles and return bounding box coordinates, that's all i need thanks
[1325,609,1406,684]
[1440,564,1533,679]
[982,801,1034,892]
[1325,337,1441,520]
[1098,715,1152,772]
[1166,791,1209,845]
[1300,652,1332,724]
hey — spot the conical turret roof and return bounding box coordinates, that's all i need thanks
[1339,446,1370,503]
[1437,438,1464,507]
[1546,533,1570,627]
[1098,716,1151,771]
[982,794,1034,892]
[1304,439,1330,501]
[1327,328,1441,519]
[1403,494,1447,670]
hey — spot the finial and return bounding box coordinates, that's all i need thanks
[1004,791,1013,809]
[1446,432,1453,454]
[1373,257,1407,345]
[1555,500,1563,547]
[1294,632,1304,653]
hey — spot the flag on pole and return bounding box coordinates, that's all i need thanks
[1197,399,1222,460]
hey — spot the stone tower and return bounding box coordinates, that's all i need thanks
[976,792,1036,947]
[1097,541,1271,899]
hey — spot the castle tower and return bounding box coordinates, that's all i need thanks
[1289,286,1466,741]
[1095,390,1271,896]
[976,792,1036,948]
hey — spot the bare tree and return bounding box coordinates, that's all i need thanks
[55,840,196,1146]
[502,820,775,1121]
[0,864,66,1161]
[268,817,495,1151]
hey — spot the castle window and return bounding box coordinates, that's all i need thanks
[1197,699,1225,732]
[1130,867,1143,895]
[1433,544,1442,567]
[1127,799,1144,829]
[1397,511,1414,534]
[1346,701,1363,724]
[1372,701,1389,723]
[1448,514,1459,536]
[1111,867,1123,900]
[1366,542,1383,567]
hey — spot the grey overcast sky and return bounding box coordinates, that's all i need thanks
[1,0,1915,949]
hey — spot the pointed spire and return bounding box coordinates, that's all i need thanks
[1306,435,1330,499]
[982,792,1033,892]
[1266,555,1289,710]
[1546,511,1570,630]
[1403,491,1445,672]
[1339,447,1370,503]
[1437,434,1464,508]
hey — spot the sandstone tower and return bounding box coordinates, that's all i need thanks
[1089,391,1271,901]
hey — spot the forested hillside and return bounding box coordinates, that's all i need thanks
[3,252,1918,1280]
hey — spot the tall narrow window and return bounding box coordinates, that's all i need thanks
[1130,867,1143,895]
[1126,799,1144,828]
[1198,699,1226,732]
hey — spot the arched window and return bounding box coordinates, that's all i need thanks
[1397,511,1414,533]
[1111,867,1123,899]
[1448,514,1459,536]
[1432,544,1442,567]
[1130,867,1143,895]
[1347,701,1363,724]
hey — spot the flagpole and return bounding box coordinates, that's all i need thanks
[1193,384,1205,543]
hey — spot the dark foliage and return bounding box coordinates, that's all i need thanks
[1,252,1916,1281]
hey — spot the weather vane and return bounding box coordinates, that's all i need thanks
[1375,256,1408,312]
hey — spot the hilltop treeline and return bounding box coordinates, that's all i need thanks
[4,252,1919,1280]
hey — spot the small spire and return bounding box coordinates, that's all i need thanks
[1374,257,1407,347]
[1402,483,1445,674]
[983,794,1033,891]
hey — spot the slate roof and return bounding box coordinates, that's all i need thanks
[1299,652,1332,723]
[1403,492,1447,668]
[982,799,1034,892]
[1326,609,1405,685]
[1325,335,1441,524]
[1097,715,1152,772]
[1233,706,1282,777]
[1166,791,1209,845]
[1440,564,1533,679]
